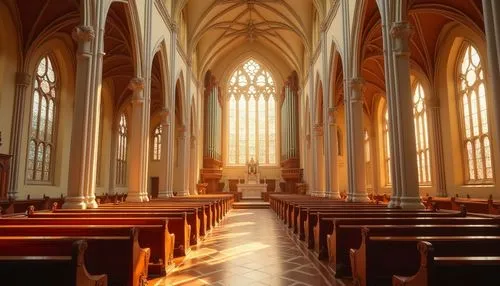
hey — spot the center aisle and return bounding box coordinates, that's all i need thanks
[151,209,337,286]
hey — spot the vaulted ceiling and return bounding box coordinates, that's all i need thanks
[180,0,319,81]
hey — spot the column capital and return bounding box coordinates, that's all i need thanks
[313,124,324,136]
[328,107,337,124]
[170,22,179,33]
[390,21,413,41]
[16,72,31,86]
[72,25,95,43]
[128,77,145,91]
[160,108,170,125]
[350,78,365,102]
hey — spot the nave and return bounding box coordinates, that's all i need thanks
[151,208,334,286]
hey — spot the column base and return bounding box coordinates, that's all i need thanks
[348,192,370,202]
[86,197,98,209]
[62,196,87,209]
[176,190,190,197]
[325,191,341,199]
[388,197,400,208]
[435,190,448,197]
[311,191,326,197]
[126,192,145,202]
[141,194,150,202]
[158,192,174,198]
[7,191,17,201]
[399,196,425,209]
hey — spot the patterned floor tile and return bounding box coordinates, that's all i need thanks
[150,209,338,286]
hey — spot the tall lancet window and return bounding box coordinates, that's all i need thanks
[27,55,58,183]
[116,113,128,186]
[383,107,391,185]
[152,124,162,161]
[458,43,493,183]
[227,59,277,165]
[413,82,431,184]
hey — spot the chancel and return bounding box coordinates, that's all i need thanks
[0,0,500,285]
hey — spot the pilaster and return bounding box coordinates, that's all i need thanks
[63,25,96,209]
[158,108,173,198]
[426,96,447,197]
[326,107,340,198]
[390,21,424,208]
[313,124,325,197]
[8,72,31,200]
[346,78,369,202]
[127,77,148,202]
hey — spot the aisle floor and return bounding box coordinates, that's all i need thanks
[151,209,337,286]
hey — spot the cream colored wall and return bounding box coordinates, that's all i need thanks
[16,37,76,199]
[0,2,18,155]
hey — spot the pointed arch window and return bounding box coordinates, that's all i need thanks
[227,59,277,165]
[458,43,493,183]
[413,82,431,184]
[152,124,162,161]
[26,55,58,183]
[337,129,343,156]
[116,113,128,186]
[383,106,391,185]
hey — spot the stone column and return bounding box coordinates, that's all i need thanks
[426,96,447,197]
[8,72,31,200]
[326,107,340,198]
[313,124,325,197]
[390,22,424,208]
[127,78,147,202]
[346,78,369,202]
[177,125,190,196]
[482,0,500,176]
[158,108,173,198]
[63,25,96,209]
[189,135,197,195]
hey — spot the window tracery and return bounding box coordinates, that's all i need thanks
[458,43,493,183]
[27,55,57,183]
[383,106,391,185]
[227,59,277,165]
[152,124,162,161]
[116,113,128,186]
[413,82,431,184]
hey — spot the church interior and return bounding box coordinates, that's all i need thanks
[0,0,500,285]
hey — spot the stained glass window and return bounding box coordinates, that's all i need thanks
[116,114,128,186]
[27,55,57,183]
[227,59,277,165]
[383,107,391,185]
[413,82,431,184]
[458,43,493,183]
[152,124,162,161]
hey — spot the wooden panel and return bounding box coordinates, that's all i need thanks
[150,177,159,199]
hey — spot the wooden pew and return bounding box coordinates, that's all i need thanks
[50,207,201,245]
[350,225,500,286]
[0,226,150,286]
[324,216,497,277]
[0,217,176,275]
[305,210,464,249]
[0,239,107,286]
[392,241,500,286]
[29,211,191,258]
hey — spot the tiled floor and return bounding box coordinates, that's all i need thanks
[150,209,337,286]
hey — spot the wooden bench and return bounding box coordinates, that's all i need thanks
[29,211,191,258]
[0,226,150,286]
[305,210,464,249]
[0,239,107,286]
[350,225,500,286]
[323,217,497,277]
[0,217,177,275]
[393,241,500,286]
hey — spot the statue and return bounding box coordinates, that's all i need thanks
[248,157,258,175]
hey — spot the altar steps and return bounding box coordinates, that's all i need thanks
[232,200,270,209]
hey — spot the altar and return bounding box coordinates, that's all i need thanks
[237,158,267,199]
